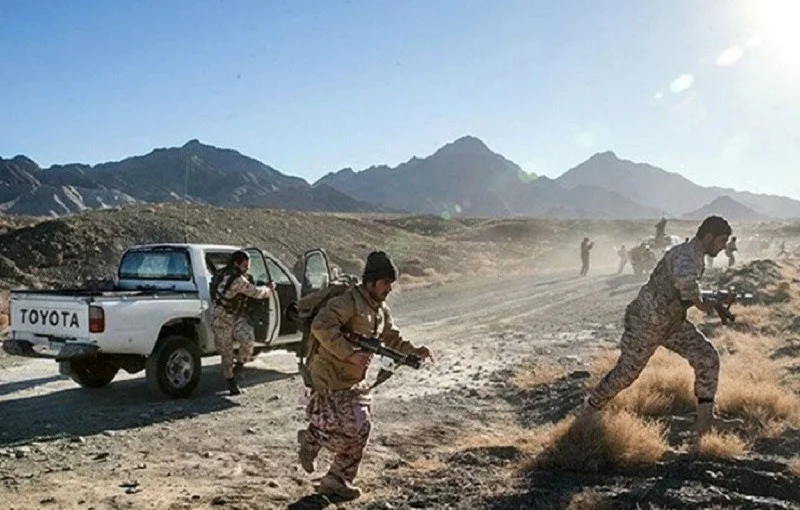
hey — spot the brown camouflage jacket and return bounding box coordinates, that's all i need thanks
[309,285,415,391]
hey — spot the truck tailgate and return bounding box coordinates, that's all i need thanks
[10,296,90,340]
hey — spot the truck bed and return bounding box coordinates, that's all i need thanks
[12,289,199,298]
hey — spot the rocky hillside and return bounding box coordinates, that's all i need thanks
[0,205,527,291]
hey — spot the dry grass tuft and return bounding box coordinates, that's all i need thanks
[727,304,775,329]
[589,326,800,430]
[697,431,747,459]
[456,425,552,455]
[717,377,800,429]
[566,490,613,510]
[407,457,446,473]
[589,350,695,416]
[534,410,668,473]
[513,363,569,389]
[713,330,800,430]
[788,457,800,476]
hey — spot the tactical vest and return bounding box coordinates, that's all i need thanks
[211,266,250,316]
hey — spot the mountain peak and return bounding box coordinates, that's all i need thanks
[182,139,202,149]
[589,150,618,161]
[681,195,766,221]
[10,155,39,169]
[434,135,492,156]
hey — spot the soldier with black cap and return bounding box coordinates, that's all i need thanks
[296,251,433,499]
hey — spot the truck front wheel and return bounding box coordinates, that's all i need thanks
[69,359,119,389]
[145,335,201,398]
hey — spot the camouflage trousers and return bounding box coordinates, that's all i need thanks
[304,389,372,482]
[212,307,255,379]
[588,308,720,409]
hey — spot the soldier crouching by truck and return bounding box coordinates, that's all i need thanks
[211,250,274,395]
[296,251,433,499]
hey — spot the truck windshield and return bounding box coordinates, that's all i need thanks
[119,249,192,281]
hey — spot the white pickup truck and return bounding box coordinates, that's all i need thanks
[2,244,335,398]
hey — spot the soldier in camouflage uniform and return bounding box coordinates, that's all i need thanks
[212,251,274,395]
[584,216,733,442]
[296,251,433,499]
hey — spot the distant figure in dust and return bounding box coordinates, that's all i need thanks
[616,245,628,274]
[655,217,667,240]
[580,237,594,276]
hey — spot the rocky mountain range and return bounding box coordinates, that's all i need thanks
[555,151,800,219]
[3,137,798,220]
[316,137,661,219]
[0,141,383,217]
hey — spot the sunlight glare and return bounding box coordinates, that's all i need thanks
[749,0,800,71]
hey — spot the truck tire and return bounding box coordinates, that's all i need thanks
[69,359,119,389]
[145,335,201,398]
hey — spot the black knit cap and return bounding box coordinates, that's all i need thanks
[362,251,399,283]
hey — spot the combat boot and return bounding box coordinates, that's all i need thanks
[233,362,244,375]
[693,402,745,449]
[297,429,319,474]
[226,377,242,396]
[317,474,362,500]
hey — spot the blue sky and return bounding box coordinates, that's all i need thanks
[1,0,799,199]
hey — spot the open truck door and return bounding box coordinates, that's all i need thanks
[244,248,281,346]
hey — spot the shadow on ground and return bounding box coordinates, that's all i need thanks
[0,364,295,446]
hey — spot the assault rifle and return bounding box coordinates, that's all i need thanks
[700,289,754,325]
[347,333,422,369]
[345,332,422,392]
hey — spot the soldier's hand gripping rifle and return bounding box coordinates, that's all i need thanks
[700,289,754,325]
[346,333,422,369]
[345,332,422,391]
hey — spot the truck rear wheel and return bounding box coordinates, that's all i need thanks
[145,335,201,398]
[70,359,119,389]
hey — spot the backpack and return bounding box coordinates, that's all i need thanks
[292,278,359,387]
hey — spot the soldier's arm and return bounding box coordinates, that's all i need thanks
[672,249,713,312]
[311,295,359,360]
[229,275,272,300]
[380,306,416,355]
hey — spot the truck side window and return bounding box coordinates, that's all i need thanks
[265,258,292,285]
[247,254,270,285]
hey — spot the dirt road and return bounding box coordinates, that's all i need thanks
[4,264,791,509]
